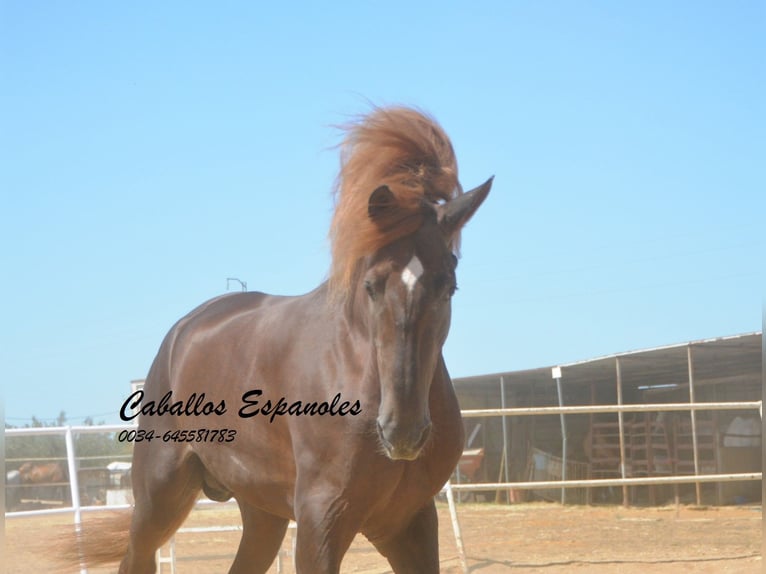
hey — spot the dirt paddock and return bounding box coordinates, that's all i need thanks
[5,502,762,573]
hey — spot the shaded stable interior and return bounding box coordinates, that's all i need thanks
[452,332,762,505]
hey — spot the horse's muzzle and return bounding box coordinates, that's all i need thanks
[376,419,432,461]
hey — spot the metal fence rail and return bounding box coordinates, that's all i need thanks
[456,400,762,503]
[5,399,763,573]
[6,424,134,522]
[461,401,762,417]
[449,472,762,492]
[6,400,763,515]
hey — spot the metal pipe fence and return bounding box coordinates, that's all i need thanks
[457,400,762,499]
[6,400,762,517]
[460,401,762,417]
[5,399,762,573]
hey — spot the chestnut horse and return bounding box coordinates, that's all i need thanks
[18,461,69,504]
[67,107,492,573]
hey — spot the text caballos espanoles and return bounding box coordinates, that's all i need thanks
[120,389,362,423]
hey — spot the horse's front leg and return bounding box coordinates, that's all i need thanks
[372,499,440,574]
[293,489,360,574]
[228,501,289,574]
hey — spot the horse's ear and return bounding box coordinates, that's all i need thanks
[368,185,397,222]
[438,176,493,239]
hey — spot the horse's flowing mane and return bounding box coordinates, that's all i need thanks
[329,106,463,296]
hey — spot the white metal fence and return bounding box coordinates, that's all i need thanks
[6,398,762,573]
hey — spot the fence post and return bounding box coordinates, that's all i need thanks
[444,481,468,574]
[64,426,88,574]
[552,367,566,504]
[500,376,510,503]
[615,357,629,507]
[687,344,702,505]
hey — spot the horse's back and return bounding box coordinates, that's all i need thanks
[143,288,329,401]
[174,291,278,333]
[142,292,277,393]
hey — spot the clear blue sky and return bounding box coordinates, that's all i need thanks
[2,1,763,425]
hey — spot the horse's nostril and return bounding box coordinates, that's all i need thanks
[376,419,431,460]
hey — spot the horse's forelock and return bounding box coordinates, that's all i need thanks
[328,107,462,298]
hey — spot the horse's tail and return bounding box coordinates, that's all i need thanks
[55,510,131,570]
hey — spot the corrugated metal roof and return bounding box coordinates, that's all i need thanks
[453,332,762,395]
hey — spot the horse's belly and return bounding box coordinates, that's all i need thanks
[191,429,297,517]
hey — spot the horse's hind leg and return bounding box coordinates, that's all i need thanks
[119,443,202,574]
[228,502,289,574]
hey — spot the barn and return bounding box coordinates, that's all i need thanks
[452,332,762,506]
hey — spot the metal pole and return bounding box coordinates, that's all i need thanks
[459,401,761,417]
[226,277,247,292]
[444,482,469,574]
[64,426,87,574]
[552,367,567,504]
[615,357,629,507]
[687,344,702,505]
[447,472,762,492]
[500,376,510,502]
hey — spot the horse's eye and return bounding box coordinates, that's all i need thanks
[434,274,457,299]
[442,283,457,300]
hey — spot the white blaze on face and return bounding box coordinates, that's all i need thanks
[401,255,424,293]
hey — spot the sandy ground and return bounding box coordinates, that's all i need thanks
[4,502,762,573]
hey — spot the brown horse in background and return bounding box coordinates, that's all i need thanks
[65,107,493,573]
[18,462,67,485]
[18,461,69,504]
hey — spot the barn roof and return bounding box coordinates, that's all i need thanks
[453,332,762,399]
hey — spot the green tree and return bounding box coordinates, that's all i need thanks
[5,413,132,471]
